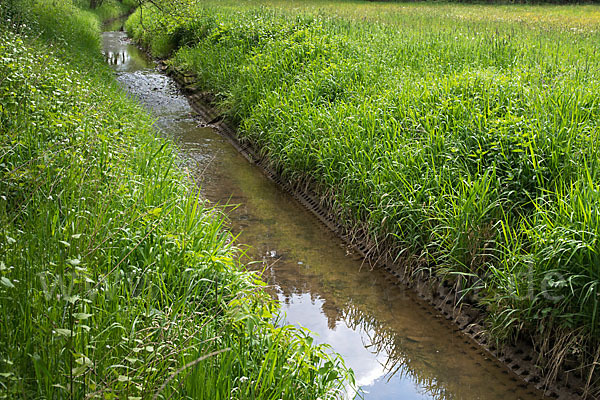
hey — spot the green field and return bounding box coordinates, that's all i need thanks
[126,0,600,395]
[0,0,352,398]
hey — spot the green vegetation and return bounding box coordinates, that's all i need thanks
[0,0,353,398]
[125,0,600,395]
[77,0,137,22]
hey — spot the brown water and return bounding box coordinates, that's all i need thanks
[102,30,547,400]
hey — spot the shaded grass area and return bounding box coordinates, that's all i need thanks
[0,0,354,398]
[77,0,137,22]
[126,0,600,395]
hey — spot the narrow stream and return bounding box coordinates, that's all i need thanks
[102,30,547,400]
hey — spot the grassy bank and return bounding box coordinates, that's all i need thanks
[0,0,353,398]
[126,0,600,395]
[75,0,136,22]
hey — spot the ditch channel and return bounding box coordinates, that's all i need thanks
[102,29,552,400]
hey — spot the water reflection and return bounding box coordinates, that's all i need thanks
[104,50,129,66]
[102,30,548,400]
[102,31,152,72]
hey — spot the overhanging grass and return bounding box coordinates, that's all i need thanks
[0,0,354,398]
[126,0,600,395]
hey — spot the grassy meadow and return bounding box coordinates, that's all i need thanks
[125,0,600,395]
[0,0,353,398]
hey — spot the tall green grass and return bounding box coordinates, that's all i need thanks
[0,0,353,398]
[126,0,600,395]
[74,0,137,22]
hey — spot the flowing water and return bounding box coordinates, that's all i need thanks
[102,30,547,400]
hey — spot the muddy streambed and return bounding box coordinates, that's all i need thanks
[102,30,547,400]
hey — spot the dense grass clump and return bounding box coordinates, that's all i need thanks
[126,0,600,395]
[0,0,353,398]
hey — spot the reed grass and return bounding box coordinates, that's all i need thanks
[0,0,354,398]
[126,0,600,395]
